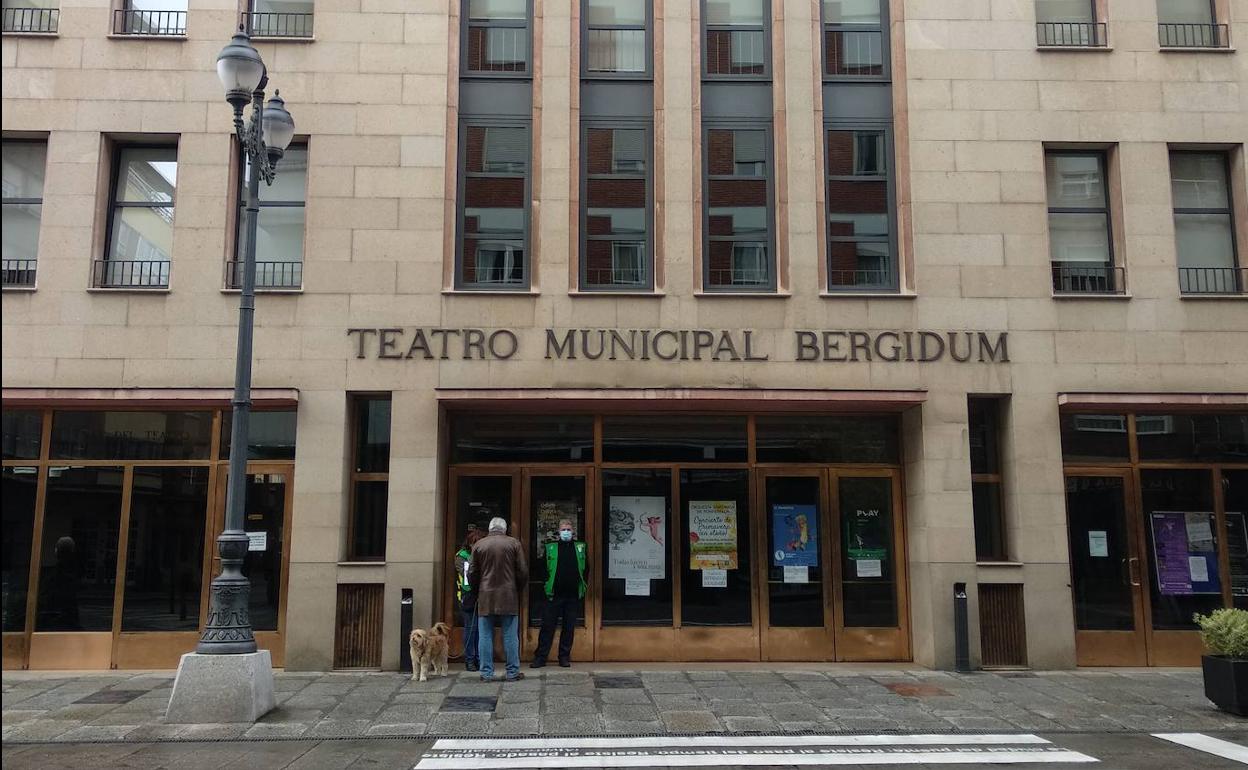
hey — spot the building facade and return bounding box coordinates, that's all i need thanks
[1,0,1245,672]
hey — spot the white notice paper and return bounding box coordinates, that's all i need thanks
[624,578,650,596]
[1088,531,1109,558]
[1189,555,1210,583]
[856,559,883,578]
[783,565,808,584]
[246,531,267,552]
[702,569,728,588]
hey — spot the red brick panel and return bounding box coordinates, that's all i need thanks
[465,177,525,208]
[709,178,767,208]
[587,178,645,209]
[826,179,886,215]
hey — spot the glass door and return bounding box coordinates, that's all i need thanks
[445,470,519,663]
[521,470,593,661]
[758,470,833,661]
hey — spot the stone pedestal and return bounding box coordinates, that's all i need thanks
[165,650,276,723]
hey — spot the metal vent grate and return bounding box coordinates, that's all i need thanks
[978,583,1027,668]
[333,583,384,669]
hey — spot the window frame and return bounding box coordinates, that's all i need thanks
[818,0,889,82]
[968,396,1009,563]
[701,121,777,292]
[1155,0,1216,25]
[579,120,654,291]
[1044,149,1116,272]
[701,0,772,81]
[231,140,308,291]
[581,0,653,79]
[1,138,47,285]
[1169,148,1240,293]
[455,119,533,291]
[101,142,177,288]
[346,394,391,563]
[823,122,898,292]
[461,0,533,79]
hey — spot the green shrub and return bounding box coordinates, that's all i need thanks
[1195,608,1248,659]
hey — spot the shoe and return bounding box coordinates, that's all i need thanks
[466,662,479,672]
[479,674,495,682]
[505,672,526,682]
[558,659,571,668]
[529,660,546,669]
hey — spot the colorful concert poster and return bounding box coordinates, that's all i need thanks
[771,504,818,568]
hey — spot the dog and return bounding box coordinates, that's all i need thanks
[409,621,451,682]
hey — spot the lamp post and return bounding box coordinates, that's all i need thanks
[199,27,295,655]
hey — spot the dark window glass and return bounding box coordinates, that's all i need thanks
[827,129,894,289]
[1170,152,1237,293]
[242,472,287,631]
[765,475,825,627]
[755,415,899,464]
[601,468,672,625]
[704,0,767,76]
[1226,470,1248,612]
[2,466,38,632]
[585,0,648,74]
[50,410,213,460]
[528,475,587,627]
[350,480,388,561]
[459,124,529,288]
[584,127,650,289]
[465,0,529,74]
[1045,151,1114,292]
[353,397,391,473]
[602,415,747,462]
[972,481,1006,562]
[219,410,298,460]
[1140,468,1222,630]
[968,398,1001,475]
[3,409,42,460]
[1065,475,1135,631]
[451,413,594,463]
[705,128,772,289]
[1156,0,1215,25]
[1059,413,1130,463]
[840,476,897,627]
[454,475,513,628]
[1136,413,1248,462]
[121,467,208,631]
[822,0,884,77]
[680,469,751,626]
[36,466,124,632]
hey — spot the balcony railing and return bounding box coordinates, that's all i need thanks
[828,268,894,290]
[824,28,884,76]
[225,260,303,290]
[1,259,37,288]
[705,29,766,75]
[1051,263,1126,295]
[586,28,646,73]
[2,7,58,33]
[91,259,170,289]
[113,9,186,36]
[1037,22,1108,48]
[1158,23,1229,48]
[242,11,313,38]
[1179,266,1246,295]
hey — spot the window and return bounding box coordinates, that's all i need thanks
[348,395,391,561]
[114,0,187,36]
[1,140,46,288]
[231,144,307,290]
[98,145,176,289]
[458,124,529,289]
[1157,0,1226,47]
[703,0,768,77]
[826,129,894,290]
[969,397,1007,562]
[585,0,648,75]
[465,0,529,74]
[2,1,58,33]
[821,0,885,77]
[246,0,314,38]
[582,126,650,289]
[1169,151,1241,294]
[704,127,773,290]
[1045,150,1118,294]
[1035,1,1106,46]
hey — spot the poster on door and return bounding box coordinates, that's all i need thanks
[1227,512,1248,598]
[846,508,889,578]
[771,504,818,568]
[688,501,738,570]
[607,496,666,580]
[534,500,579,558]
[1150,511,1221,595]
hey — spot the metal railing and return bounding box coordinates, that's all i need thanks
[91,259,170,289]
[2,7,58,33]
[1051,263,1125,294]
[113,9,186,36]
[824,28,884,76]
[828,268,893,289]
[709,265,769,287]
[586,263,645,286]
[586,28,645,73]
[225,260,303,290]
[1158,23,1229,48]
[1036,22,1108,48]
[1179,266,1245,295]
[1,259,37,288]
[706,29,765,75]
[242,11,313,38]
[466,25,526,72]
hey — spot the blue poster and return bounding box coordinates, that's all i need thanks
[772,504,818,567]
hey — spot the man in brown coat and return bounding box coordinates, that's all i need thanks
[468,517,528,681]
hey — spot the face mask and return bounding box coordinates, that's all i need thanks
[559,530,573,542]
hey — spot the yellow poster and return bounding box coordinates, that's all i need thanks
[689,501,738,570]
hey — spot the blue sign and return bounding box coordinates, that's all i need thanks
[772,504,818,568]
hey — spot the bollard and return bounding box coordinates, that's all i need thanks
[954,582,971,672]
[399,588,414,674]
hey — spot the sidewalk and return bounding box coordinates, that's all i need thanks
[2,666,1239,744]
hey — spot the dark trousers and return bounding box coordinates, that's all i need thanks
[534,595,578,663]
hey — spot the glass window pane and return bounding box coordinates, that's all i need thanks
[601,468,672,625]
[824,29,883,76]
[1170,153,1230,210]
[587,0,645,25]
[2,202,42,260]
[1156,0,1215,24]
[1141,469,1222,630]
[1065,475,1135,630]
[255,206,306,264]
[353,397,391,473]
[1226,471,1248,612]
[756,416,900,464]
[468,0,526,19]
[36,466,124,632]
[968,398,1002,475]
[528,475,587,628]
[219,409,298,460]
[253,0,315,14]
[972,481,1006,561]
[121,467,208,631]
[822,0,880,24]
[827,130,885,176]
[765,476,825,627]
[1174,213,1235,269]
[454,474,513,626]
[242,472,286,631]
[468,240,526,284]
[109,205,174,263]
[1045,153,1105,209]
[1136,413,1248,462]
[2,466,38,632]
[51,411,213,460]
[3,409,43,460]
[255,146,307,203]
[705,0,765,25]
[602,415,747,462]
[450,413,593,462]
[127,0,189,12]
[680,469,751,626]
[586,128,646,174]
[840,476,897,627]
[350,480,388,560]
[707,129,765,175]
[2,141,47,200]
[1059,413,1130,463]
[1048,212,1110,265]
[1035,0,1094,23]
[467,26,528,72]
[828,240,891,286]
[586,240,647,286]
[115,147,177,204]
[587,28,646,72]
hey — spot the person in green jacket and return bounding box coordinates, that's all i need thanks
[530,519,587,668]
[454,528,483,671]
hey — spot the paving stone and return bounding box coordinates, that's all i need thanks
[765,702,826,722]
[599,689,652,704]
[364,722,427,736]
[602,719,663,734]
[448,682,501,697]
[391,692,447,704]
[709,699,767,717]
[122,723,189,742]
[4,719,81,741]
[378,703,439,722]
[427,712,493,735]
[56,724,137,742]
[1,710,46,725]
[602,704,658,722]
[173,722,249,740]
[304,718,371,738]
[282,695,341,710]
[541,713,605,735]
[494,700,540,718]
[497,689,540,704]
[490,717,541,735]
[243,721,310,739]
[543,695,595,715]
[660,710,723,732]
[258,707,326,724]
[653,693,707,710]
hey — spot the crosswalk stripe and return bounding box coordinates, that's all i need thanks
[430,734,1055,750]
[1153,733,1248,764]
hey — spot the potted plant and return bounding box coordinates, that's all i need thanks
[1195,608,1248,716]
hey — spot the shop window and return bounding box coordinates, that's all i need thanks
[457,123,530,289]
[1059,413,1130,463]
[601,468,672,625]
[1135,413,1248,463]
[1169,151,1241,294]
[348,395,391,561]
[680,469,751,626]
[242,473,288,631]
[1045,150,1120,294]
[1140,468,1221,630]
[825,128,896,290]
[2,408,43,459]
[97,145,177,289]
[218,409,298,460]
[703,0,769,78]
[2,466,38,632]
[755,415,899,464]
[121,467,208,631]
[1226,470,1248,612]
[582,125,652,290]
[450,413,593,463]
[584,0,649,75]
[1035,1,1106,47]
[50,410,212,461]
[839,475,897,627]
[464,0,529,74]
[2,139,46,289]
[602,415,747,463]
[969,397,1008,562]
[230,144,307,291]
[821,0,885,77]
[703,126,774,290]
[764,475,825,627]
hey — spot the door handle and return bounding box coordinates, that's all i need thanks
[1127,557,1141,587]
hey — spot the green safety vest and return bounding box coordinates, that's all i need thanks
[455,548,472,603]
[544,540,587,599]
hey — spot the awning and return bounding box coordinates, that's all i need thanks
[2,387,300,408]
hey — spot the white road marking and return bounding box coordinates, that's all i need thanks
[430,734,1054,750]
[1153,733,1248,764]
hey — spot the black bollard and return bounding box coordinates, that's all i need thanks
[954,582,971,672]
[400,588,414,674]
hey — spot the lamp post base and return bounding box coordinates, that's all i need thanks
[165,650,276,724]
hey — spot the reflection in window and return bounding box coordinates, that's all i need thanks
[704,0,767,76]
[234,145,307,289]
[1140,468,1221,630]
[460,125,529,288]
[50,410,212,461]
[1,140,46,287]
[680,469,751,626]
[602,415,747,462]
[1136,413,1248,462]
[584,127,650,289]
[705,128,772,289]
[450,413,593,463]
[755,415,899,464]
[103,146,177,288]
[822,0,883,77]
[465,0,529,73]
[219,409,298,461]
[242,473,286,631]
[969,397,1007,562]
[2,408,43,460]
[349,395,391,561]
[1059,413,1131,463]
[1045,151,1115,293]
[1169,152,1239,294]
[840,476,897,627]
[122,467,207,631]
[2,466,38,631]
[601,468,672,625]
[585,0,647,73]
[826,129,893,289]
[248,0,314,37]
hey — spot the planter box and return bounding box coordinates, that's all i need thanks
[1203,655,1248,717]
